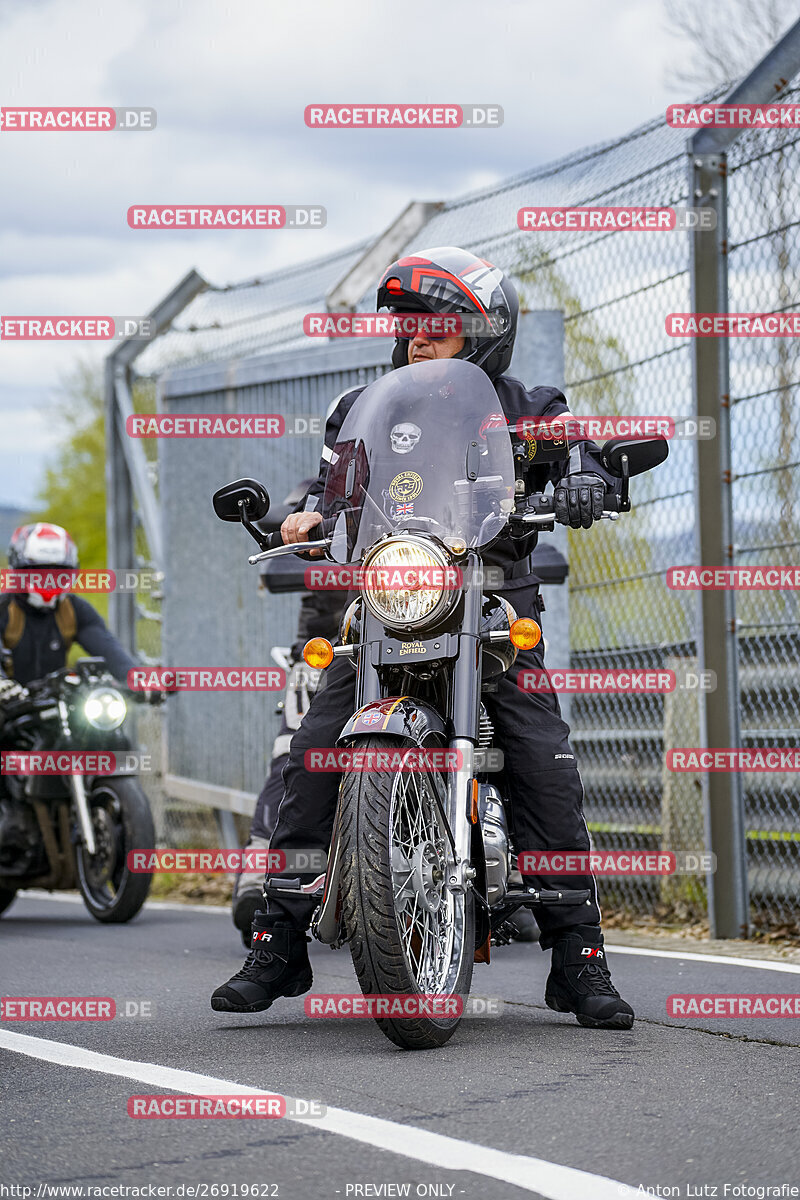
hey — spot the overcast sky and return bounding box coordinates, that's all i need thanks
[0,0,738,506]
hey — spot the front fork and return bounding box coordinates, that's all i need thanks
[58,699,97,856]
[445,553,483,895]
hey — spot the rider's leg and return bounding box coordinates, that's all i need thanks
[487,643,634,1029]
[211,658,355,1012]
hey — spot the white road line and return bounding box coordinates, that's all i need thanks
[19,894,800,971]
[607,943,800,975]
[19,890,230,914]
[0,1029,630,1200]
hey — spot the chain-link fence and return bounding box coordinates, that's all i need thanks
[129,76,800,934]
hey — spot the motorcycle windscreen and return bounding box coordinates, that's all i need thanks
[322,358,515,564]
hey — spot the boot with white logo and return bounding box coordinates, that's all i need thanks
[211,911,313,1014]
[545,926,634,1029]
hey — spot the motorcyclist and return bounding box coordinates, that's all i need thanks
[212,247,634,1029]
[0,523,142,717]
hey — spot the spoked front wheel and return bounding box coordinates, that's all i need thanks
[339,736,474,1050]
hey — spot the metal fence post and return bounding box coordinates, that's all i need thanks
[688,150,749,938]
[510,310,570,721]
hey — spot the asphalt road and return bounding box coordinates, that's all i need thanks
[2,891,799,1200]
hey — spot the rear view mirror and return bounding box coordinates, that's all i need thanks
[212,478,271,523]
[601,437,668,478]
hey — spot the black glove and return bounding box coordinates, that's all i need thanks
[553,473,605,529]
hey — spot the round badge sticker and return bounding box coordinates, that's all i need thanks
[389,471,424,502]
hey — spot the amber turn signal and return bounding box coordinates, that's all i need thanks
[303,637,334,669]
[509,618,541,650]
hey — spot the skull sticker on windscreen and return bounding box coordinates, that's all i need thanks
[390,422,422,455]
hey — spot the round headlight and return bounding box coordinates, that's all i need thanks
[83,687,127,731]
[360,536,459,631]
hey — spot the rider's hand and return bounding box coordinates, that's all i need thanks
[554,473,606,529]
[281,511,323,544]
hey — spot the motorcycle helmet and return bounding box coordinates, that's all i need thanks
[7,523,79,608]
[376,246,519,380]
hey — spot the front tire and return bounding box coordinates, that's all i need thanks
[0,887,17,917]
[339,736,474,1050]
[76,778,154,923]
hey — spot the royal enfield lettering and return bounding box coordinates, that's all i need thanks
[0,997,115,1019]
[667,566,800,589]
[127,667,285,690]
[127,206,285,227]
[126,414,284,438]
[667,312,800,336]
[668,749,800,771]
[304,749,462,772]
[1,317,114,339]
[128,1094,286,1118]
[519,669,675,693]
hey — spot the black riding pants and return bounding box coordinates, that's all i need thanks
[267,646,601,947]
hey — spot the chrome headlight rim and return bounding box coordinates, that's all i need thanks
[83,686,127,731]
[360,534,459,632]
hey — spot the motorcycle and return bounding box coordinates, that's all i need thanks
[213,358,667,1049]
[0,657,156,922]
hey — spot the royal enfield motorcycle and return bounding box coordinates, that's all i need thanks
[0,657,155,922]
[213,358,667,1049]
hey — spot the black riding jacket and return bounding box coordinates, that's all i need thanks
[0,594,137,687]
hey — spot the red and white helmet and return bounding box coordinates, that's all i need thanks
[7,523,79,606]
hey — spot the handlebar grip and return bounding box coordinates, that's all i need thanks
[602,492,621,513]
[263,530,285,551]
